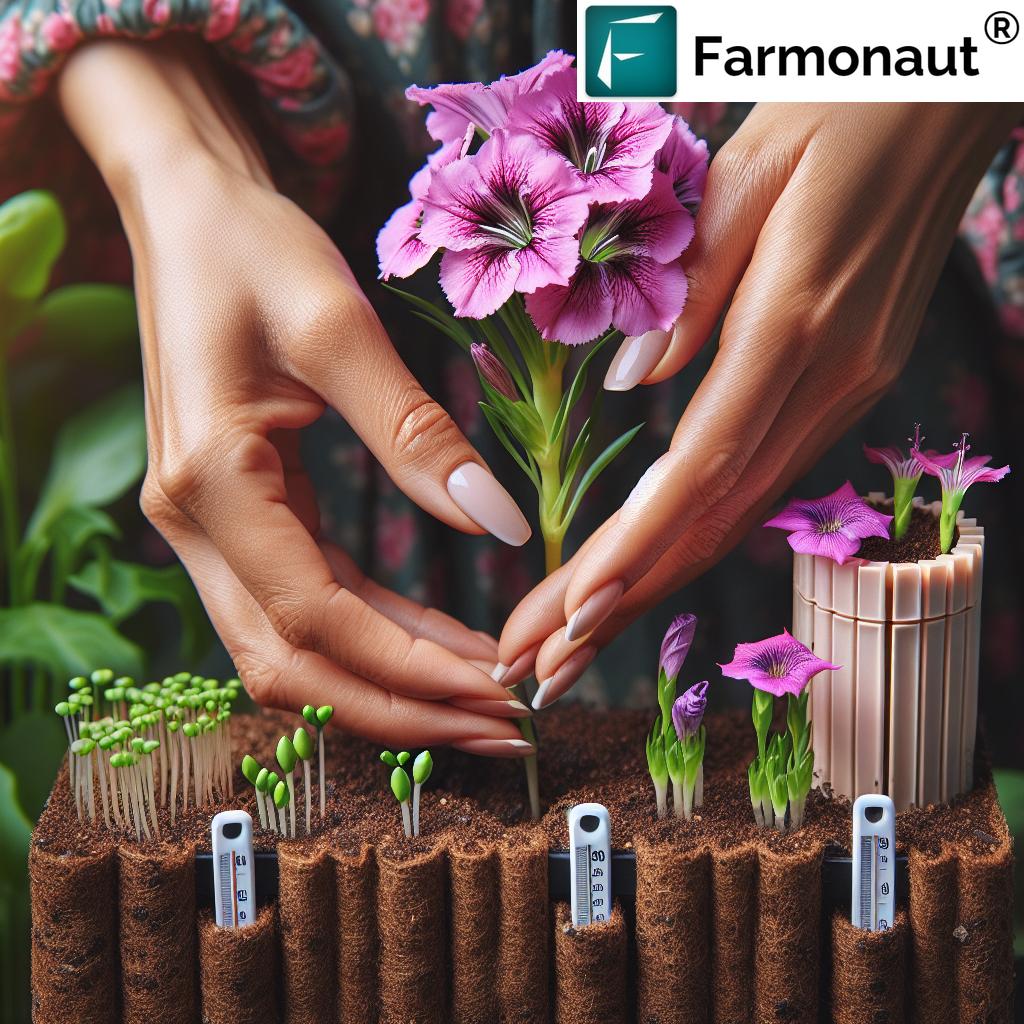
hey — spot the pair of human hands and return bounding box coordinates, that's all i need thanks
[59,41,1020,755]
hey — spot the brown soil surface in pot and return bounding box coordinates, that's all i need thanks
[856,501,957,563]
[34,706,1003,860]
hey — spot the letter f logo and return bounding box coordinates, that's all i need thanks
[584,5,677,98]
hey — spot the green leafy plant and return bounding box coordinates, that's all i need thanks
[0,190,213,1022]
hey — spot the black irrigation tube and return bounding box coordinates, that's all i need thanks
[195,849,909,915]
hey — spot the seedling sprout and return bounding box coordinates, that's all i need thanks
[302,704,334,817]
[412,750,432,837]
[293,727,314,834]
[276,735,298,838]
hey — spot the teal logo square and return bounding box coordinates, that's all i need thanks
[584,5,677,98]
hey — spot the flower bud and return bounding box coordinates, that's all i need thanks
[671,680,708,741]
[659,613,697,682]
[471,343,518,401]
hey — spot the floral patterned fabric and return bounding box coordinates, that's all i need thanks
[1,0,1022,766]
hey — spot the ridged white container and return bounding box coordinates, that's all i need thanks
[791,495,984,811]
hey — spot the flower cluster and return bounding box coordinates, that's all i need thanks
[379,52,706,345]
[767,427,1010,562]
[720,631,837,831]
[645,613,709,821]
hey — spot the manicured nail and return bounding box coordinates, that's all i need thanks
[456,737,535,757]
[491,662,509,683]
[532,646,597,709]
[604,328,672,391]
[565,579,624,641]
[447,462,531,546]
[452,696,532,718]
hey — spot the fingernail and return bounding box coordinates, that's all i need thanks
[447,462,531,546]
[604,328,672,391]
[491,662,509,683]
[452,696,532,718]
[457,737,535,757]
[501,643,542,688]
[565,579,624,641]
[532,646,597,709]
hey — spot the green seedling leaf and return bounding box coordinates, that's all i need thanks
[68,676,89,692]
[390,766,411,804]
[255,768,270,792]
[302,705,318,727]
[412,750,433,785]
[266,771,280,792]
[273,781,289,809]
[293,727,314,761]
[645,720,667,785]
[316,705,334,727]
[276,735,297,773]
[380,750,398,768]
[241,755,262,785]
[396,751,411,766]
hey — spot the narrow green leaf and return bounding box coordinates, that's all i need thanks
[553,417,592,515]
[384,284,474,350]
[0,190,66,302]
[560,422,643,530]
[408,309,472,351]
[548,331,616,445]
[33,284,138,360]
[479,404,541,488]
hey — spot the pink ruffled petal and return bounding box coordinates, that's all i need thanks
[438,246,520,318]
[376,199,435,280]
[607,256,688,338]
[525,263,614,345]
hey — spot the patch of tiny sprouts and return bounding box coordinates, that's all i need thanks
[55,669,239,840]
[381,749,433,838]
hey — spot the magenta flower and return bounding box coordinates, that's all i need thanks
[659,612,697,682]
[763,481,892,565]
[419,130,590,319]
[914,433,1009,552]
[913,434,1010,497]
[507,66,673,203]
[864,425,957,483]
[656,116,708,215]
[671,680,708,741]
[406,50,573,144]
[526,172,693,344]
[719,630,839,699]
[470,343,518,401]
[377,128,473,280]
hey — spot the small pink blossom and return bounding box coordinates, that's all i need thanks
[407,50,573,144]
[250,42,318,90]
[526,171,693,344]
[204,0,241,39]
[446,0,482,40]
[763,481,892,565]
[719,630,838,698]
[41,12,79,51]
[143,0,170,24]
[420,130,590,318]
[507,66,673,203]
[863,424,956,483]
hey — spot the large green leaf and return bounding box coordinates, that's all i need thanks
[0,713,65,822]
[34,284,138,359]
[0,191,66,303]
[69,558,210,662]
[27,385,146,539]
[0,602,144,680]
[0,760,32,1024]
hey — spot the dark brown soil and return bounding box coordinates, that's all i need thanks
[856,501,957,563]
[32,706,1004,861]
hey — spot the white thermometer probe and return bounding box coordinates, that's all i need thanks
[851,794,896,932]
[212,810,255,929]
[568,803,611,927]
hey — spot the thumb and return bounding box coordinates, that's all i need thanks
[603,123,798,392]
[292,289,531,546]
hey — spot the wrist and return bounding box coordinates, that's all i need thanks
[57,37,272,217]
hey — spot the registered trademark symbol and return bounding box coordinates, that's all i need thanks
[985,10,1019,43]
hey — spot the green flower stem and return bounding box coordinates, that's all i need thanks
[891,476,918,541]
[939,492,961,554]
